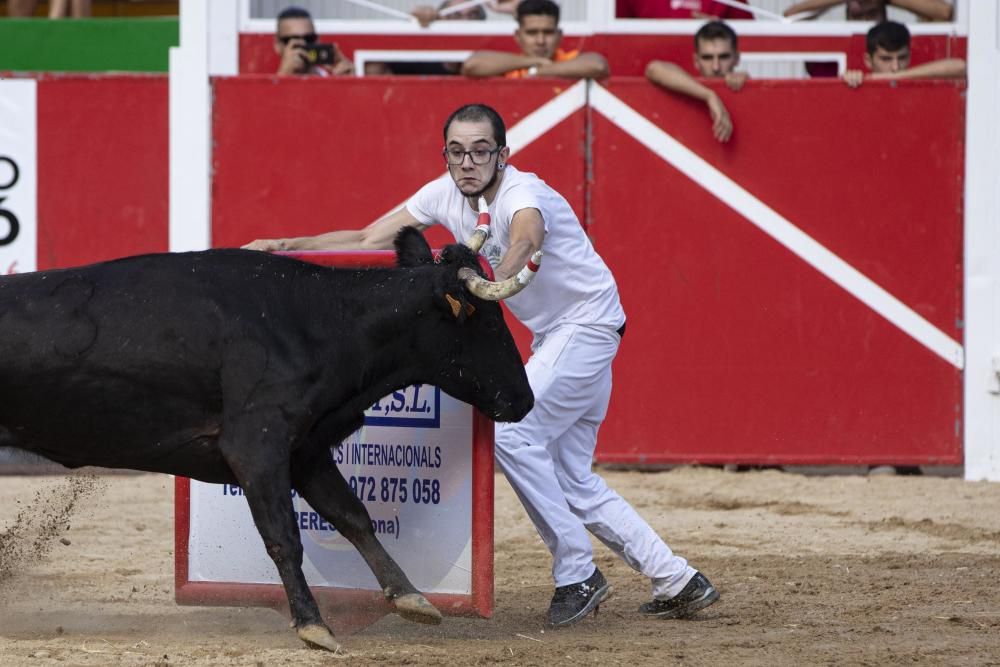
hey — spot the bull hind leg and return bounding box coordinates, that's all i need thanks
[291,448,442,625]
[217,434,340,652]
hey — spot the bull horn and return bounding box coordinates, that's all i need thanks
[465,196,491,253]
[458,251,542,301]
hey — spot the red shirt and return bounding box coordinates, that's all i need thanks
[616,0,754,19]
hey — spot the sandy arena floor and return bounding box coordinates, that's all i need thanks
[1,467,999,666]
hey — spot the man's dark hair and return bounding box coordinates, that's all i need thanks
[694,20,738,51]
[516,0,560,25]
[443,104,507,148]
[866,20,910,55]
[277,5,312,21]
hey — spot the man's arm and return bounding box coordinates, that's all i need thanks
[494,208,545,282]
[871,58,966,80]
[536,52,610,80]
[782,0,843,18]
[462,51,548,78]
[886,0,952,20]
[242,207,427,252]
[645,60,735,143]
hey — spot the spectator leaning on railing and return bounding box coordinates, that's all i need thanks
[644,21,747,143]
[842,20,965,88]
[461,0,609,80]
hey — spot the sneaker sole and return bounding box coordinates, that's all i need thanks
[549,584,613,628]
[646,586,719,619]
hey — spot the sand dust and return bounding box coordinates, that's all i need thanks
[1,467,998,665]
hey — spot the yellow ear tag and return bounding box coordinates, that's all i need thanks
[445,293,462,318]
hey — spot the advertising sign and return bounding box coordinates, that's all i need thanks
[0,79,36,274]
[176,385,494,623]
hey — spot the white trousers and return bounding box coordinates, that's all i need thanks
[495,323,696,599]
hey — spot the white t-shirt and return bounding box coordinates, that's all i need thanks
[406,165,625,337]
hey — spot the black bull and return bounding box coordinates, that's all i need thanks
[0,228,533,651]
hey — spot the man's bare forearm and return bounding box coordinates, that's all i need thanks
[645,61,714,102]
[494,238,539,282]
[462,51,542,77]
[872,58,966,81]
[539,53,610,80]
[890,0,952,21]
[783,0,843,17]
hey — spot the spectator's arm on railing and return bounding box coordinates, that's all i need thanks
[872,57,966,80]
[889,0,953,21]
[462,51,547,77]
[538,53,610,80]
[645,60,735,143]
[782,0,843,18]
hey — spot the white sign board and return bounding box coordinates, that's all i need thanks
[0,79,37,274]
[176,384,494,617]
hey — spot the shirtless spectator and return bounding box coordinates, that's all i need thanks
[843,20,965,88]
[462,0,609,80]
[645,21,747,143]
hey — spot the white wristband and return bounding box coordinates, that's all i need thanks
[527,65,539,77]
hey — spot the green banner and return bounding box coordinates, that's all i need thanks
[0,17,178,72]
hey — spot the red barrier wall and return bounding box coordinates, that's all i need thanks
[210,77,964,465]
[36,75,169,269]
[27,73,963,465]
[591,78,964,465]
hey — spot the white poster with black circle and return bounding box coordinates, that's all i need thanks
[0,79,37,275]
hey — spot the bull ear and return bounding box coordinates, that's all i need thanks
[443,292,476,322]
[395,226,434,267]
[445,293,462,318]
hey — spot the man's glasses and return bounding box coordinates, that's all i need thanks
[443,146,502,166]
[278,33,318,45]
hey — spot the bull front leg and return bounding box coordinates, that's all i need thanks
[217,428,340,652]
[291,446,442,625]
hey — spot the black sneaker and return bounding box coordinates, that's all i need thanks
[639,572,719,619]
[547,567,612,627]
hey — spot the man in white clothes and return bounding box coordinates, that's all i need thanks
[244,103,719,627]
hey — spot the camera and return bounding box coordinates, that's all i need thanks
[303,43,335,66]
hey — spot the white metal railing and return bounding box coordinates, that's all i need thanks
[240,0,967,36]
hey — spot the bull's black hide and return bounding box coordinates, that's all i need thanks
[0,227,532,651]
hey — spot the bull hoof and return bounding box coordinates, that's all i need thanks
[297,623,343,653]
[394,593,443,625]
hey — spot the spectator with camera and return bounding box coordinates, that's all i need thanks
[275,6,353,76]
